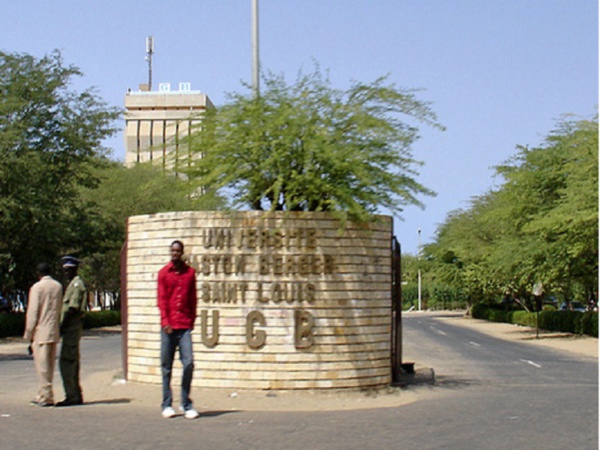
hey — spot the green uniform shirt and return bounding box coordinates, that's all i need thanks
[61,275,86,329]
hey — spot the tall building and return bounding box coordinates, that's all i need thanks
[124,82,214,168]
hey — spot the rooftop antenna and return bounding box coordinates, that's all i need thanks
[251,0,259,96]
[146,36,154,91]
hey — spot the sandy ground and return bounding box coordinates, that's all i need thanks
[2,312,596,412]
[432,312,598,359]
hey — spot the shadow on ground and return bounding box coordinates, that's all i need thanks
[394,367,484,390]
[201,410,240,418]
[83,398,132,406]
[83,329,122,338]
[0,353,32,361]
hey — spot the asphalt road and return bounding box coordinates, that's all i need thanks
[0,314,597,450]
[400,314,598,450]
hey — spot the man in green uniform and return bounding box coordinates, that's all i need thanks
[56,255,86,407]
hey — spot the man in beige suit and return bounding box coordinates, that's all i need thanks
[24,263,63,407]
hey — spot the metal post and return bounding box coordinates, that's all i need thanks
[251,0,260,96]
[120,233,129,380]
[392,237,402,382]
[417,228,422,311]
[533,282,543,340]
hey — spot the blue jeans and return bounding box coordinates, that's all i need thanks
[161,328,194,411]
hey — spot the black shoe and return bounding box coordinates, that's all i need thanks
[55,398,83,407]
[30,400,54,407]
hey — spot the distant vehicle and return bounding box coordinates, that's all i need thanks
[0,294,11,313]
[560,301,586,312]
[543,296,558,308]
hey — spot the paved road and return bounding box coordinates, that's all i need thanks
[0,315,597,450]
[401,314,598,449]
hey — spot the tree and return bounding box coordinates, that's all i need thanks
[0,50,120,293]
[79,161,224,248]
[76,161,226,304]
[425,115,598,307]
[495,116,598,300]
[183,68,443,221]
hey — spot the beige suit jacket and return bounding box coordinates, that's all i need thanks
[24,275,64,343]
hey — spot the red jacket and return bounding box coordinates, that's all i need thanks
[157,262,198,330]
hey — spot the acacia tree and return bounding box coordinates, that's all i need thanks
[425,116,598,306]
[0,50,119,293]
[495,117,598,300]
[183,69,442,221]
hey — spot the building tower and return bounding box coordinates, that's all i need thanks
[124,82,214,168]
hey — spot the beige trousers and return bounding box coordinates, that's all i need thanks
[33,342,57,403]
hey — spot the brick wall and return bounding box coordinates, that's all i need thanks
[126,211,393,390]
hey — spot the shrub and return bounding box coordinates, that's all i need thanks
[429,285,469,310]
[487,309,514,323]
[471,304,598,337]
[575,312,598,338]
[402,283,421,310]
[539,311,578,334]
[0,313,25,338]
[82,310,121,329]
[512,311,536,328]
[470,303,489,320]
[0,310,121,338]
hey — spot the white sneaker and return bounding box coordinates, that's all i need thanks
[182,407,200,419]
[162,406,176,418]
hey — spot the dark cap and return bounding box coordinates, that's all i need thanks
[61,255,80,268]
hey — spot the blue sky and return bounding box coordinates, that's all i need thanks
[2,1,597,253]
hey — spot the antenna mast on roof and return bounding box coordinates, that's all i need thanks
[146,36,154,91]
[251,0,259,96]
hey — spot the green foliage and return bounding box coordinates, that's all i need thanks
[81,310,121,329]
[0,50,119,292]
[575,312,598,337]
[471,302,521,322]
[0,313,25,338]
[81,162,224,228]
[402,253,468,310]
[512,311,537,327]
[472,305,598,337]
[0,50,227,297]
[401,283,421,309]
[0,310,121,338]
[184,68,442,222]
[76,161,226,294]
[486,309,514,323]
[424,115,598,307]
[402,281,467,310]
[429,284,468,310]
[470,303,490,320]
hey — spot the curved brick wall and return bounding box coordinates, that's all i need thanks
[125,211,393,390]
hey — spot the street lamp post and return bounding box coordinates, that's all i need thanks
[418,228,422,311]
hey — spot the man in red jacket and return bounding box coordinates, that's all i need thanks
[157,240,199,419]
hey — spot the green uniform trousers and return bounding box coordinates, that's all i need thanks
[60,324,83,402]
